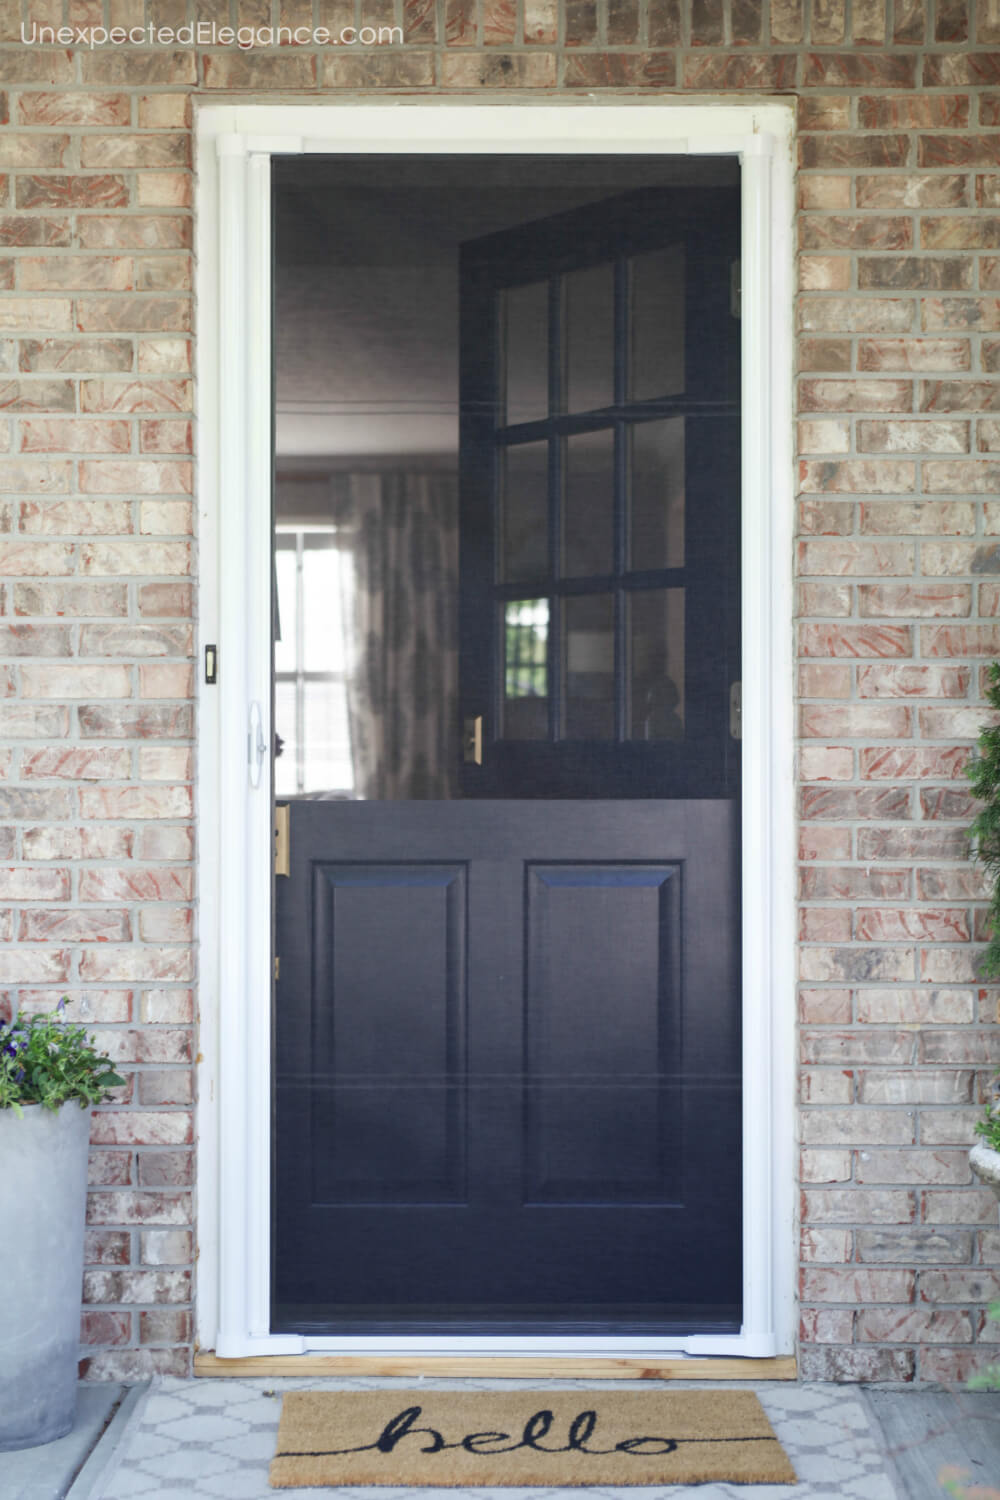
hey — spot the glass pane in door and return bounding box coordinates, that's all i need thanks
[630,589,685,741]
[503,280,549,426]
[565,263,614,414]
[502,441,549,582]
[563,428,614,579]
[564,594,614,740]
[630,244,685,401]
[503,598,549,740]
[630,418,685,571]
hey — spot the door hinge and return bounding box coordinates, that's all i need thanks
[462,714,484,766]
[730,260,741,319]
[729,681,742,740]
[274,956,280,981]
[274,803,290,877]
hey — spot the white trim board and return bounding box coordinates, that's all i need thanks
[195,101,797,1362]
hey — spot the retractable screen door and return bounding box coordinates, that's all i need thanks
[271,159,742,1335]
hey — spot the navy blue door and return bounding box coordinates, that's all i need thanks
[272,183,742,1335]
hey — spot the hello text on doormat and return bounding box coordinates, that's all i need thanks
[269,1389,797,1487]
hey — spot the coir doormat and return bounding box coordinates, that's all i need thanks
[269,1389,797,1488]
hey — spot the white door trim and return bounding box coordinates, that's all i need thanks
[195,101,797,1360]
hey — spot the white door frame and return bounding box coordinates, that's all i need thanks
[195,101,796,1360]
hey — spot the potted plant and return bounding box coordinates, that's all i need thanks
[0,1001,124,1451]
[966,661,1000,1204]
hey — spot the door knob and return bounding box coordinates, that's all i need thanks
[248,701,267,788]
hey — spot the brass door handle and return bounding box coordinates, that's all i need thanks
[463,715,483,766]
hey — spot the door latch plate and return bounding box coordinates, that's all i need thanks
[729,681,742,741]
[274,804,290,877]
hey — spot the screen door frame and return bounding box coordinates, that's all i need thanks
[195,101,796,1363]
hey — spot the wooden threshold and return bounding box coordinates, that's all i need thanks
[194,1353,797,1381]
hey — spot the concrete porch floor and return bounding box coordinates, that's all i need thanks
[3,1378,998,1500]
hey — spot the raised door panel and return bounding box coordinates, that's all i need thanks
[309,862,467,1205]
[523,864,682,1206]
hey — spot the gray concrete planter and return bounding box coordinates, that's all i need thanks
[0,1101,91,1451]
[970,1140,1000,1205]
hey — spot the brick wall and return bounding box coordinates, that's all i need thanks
[2,0,1000,1383]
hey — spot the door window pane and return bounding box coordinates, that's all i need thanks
[503,281,549,426]
[630,589,685,741]
[563,428,614,579]
[629,418,685,571]
[502,441,549,582]
[629,244,685,401]
[564,594,614,740]
[503,598,549,740]
[565,263,614,414]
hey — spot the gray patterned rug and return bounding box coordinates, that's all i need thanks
[99,1377,900,1499]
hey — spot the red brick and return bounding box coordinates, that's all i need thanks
[858,96,969,128]
[799,378,913,412]
[856,1308,972,1342]
[90,1112,192,1147]
[798,464,916,497]
[800,1346,915,1380]
[84,1230,130,1266]
[798,538,914,574]
[859,257,973,291]
[802,1190,917,1223]
[798,135,910,169]
[801,1109,914,1145]
[798,989,853,1023]
[16,175,129,210]
[800,867,910,899]
[860,747,969,780]
[83,1268,190,1304]
[919,135,1000,168]
[80,1311,132,1346]
[803,54,915,87]
[800,624,912,657]
[858,583,971,616]
[79,217,191,251]
[682,54,796,89]
[857,174,969,208]
[799,826,852,860]
[137,1151,193,1187]
[919,1269,1000,1302]
[800,904,852,939]
[919,1347,1000,1382]
[858,340,970,372]
[800,786,909,820]
[924,297,1000,329]
[801,216,912,251]
[858,1227,973,1263]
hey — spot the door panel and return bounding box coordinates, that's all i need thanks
[523,863,682,1206]
[273,801,740,1333]
[309,862,467,1205]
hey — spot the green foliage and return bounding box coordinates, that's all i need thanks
[967,661,1000,978]
[0,1001,124,1116]
[967,1300,1000,1393]
[965,669,1000,1153]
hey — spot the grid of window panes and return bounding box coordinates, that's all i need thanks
[497,244,689,746]
[273,529,354,796]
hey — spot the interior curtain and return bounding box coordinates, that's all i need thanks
[332,472,458,800]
